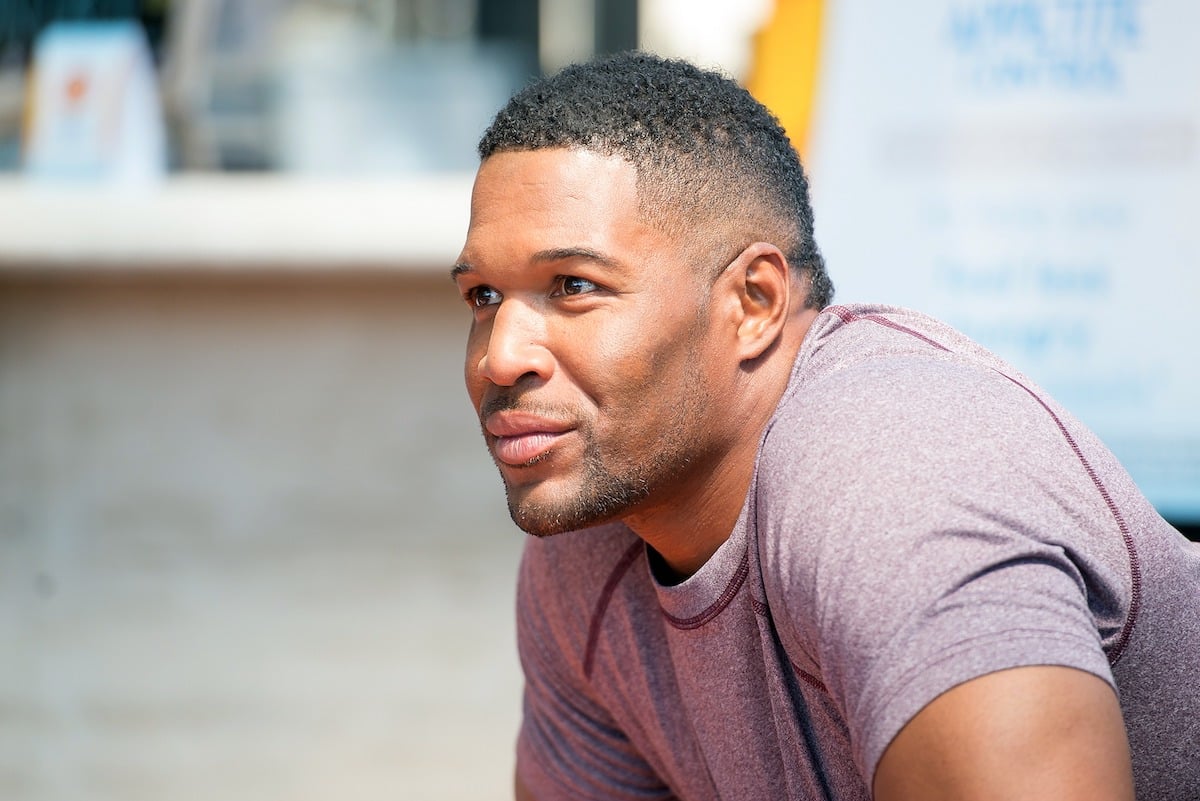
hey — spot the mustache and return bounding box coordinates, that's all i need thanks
[479,389,578,424]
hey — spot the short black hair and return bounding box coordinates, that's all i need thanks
[478,51,833,309]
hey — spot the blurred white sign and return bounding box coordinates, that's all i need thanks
[809,0,1200,521]
[25,20,166,184]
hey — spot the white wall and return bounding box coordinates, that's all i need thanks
[0,273,524,801]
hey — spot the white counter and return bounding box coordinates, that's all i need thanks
[0,173,474,272]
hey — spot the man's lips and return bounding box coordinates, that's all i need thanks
[485,412,574,466]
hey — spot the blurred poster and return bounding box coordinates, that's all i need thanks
[25,20,165,184]
[806,0,1200,522]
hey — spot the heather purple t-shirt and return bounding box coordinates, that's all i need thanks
[515,304,1200,800]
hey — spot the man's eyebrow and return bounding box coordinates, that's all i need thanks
[450,248,622,281]
[532,247,622,270]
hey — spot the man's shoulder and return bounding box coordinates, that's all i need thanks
[767,303,1047,461]
[752,301,1103,569]
[788,304,1018,395]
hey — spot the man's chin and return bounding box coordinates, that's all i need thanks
[513,518,576,538]
[507,500,597,538]
[505,490,625,538]
[500,458,649,537]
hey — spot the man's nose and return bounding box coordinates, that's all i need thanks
[477,300,554,386]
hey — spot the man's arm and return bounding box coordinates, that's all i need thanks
[874,665,1134,801]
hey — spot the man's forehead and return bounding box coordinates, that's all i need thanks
[464,149,640,242]
[459,146,730,279]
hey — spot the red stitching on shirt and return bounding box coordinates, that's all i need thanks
[751,596,829,693]
[995,374,1143,665]
[583,540,644,680]
[661,552,750,630]
[835,306,1143,665]
[827,304,951,352]
[791,661,829,694]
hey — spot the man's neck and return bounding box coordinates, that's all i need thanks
[623,304,821,580]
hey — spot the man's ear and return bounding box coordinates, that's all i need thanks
[729,242,791,362]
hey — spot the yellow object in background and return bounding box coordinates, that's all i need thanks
[746,0,825,160]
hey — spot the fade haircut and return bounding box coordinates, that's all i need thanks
[477,51,833,309]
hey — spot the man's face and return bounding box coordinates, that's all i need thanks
[453,148,735,537]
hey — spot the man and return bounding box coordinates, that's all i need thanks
[451,52,1200,800]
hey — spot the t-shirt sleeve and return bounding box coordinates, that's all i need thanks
[757,356,1125,785]
[515,536,678,801]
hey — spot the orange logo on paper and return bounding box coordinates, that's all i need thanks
[64,73,89,103]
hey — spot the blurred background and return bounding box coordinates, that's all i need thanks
[0,1,1196,800]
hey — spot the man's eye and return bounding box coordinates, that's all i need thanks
[465,286,501,308]
[555,276,599,296]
